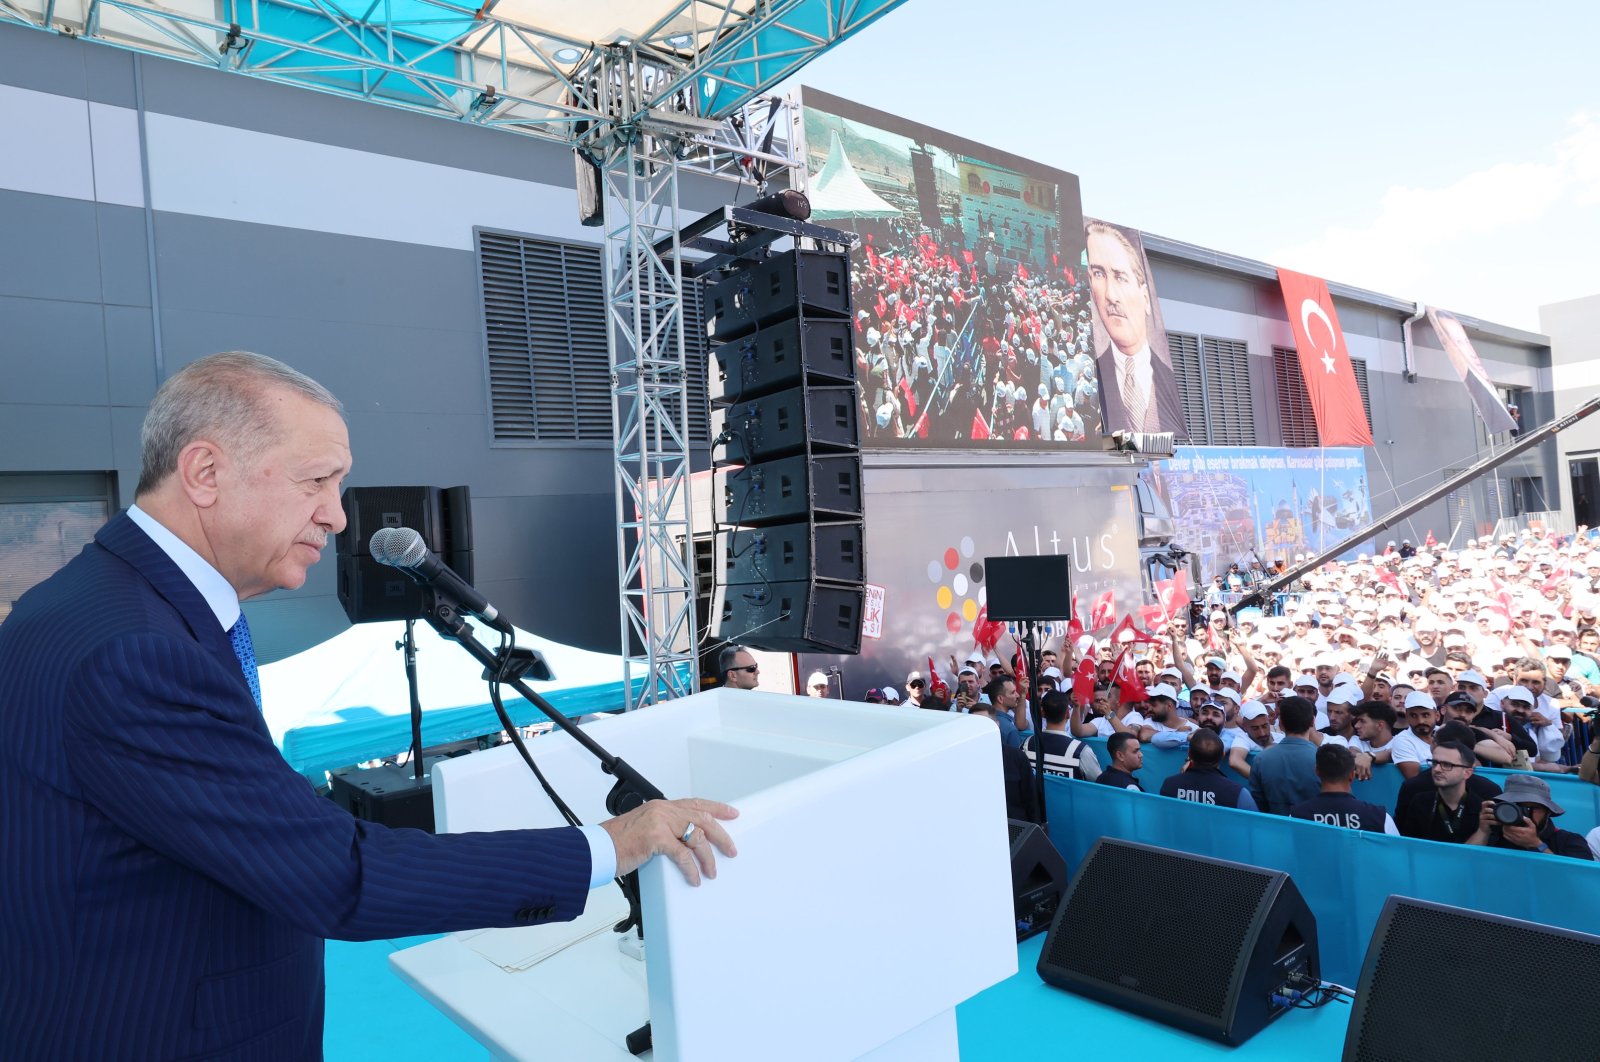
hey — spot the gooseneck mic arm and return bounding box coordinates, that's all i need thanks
[367,526,665,814]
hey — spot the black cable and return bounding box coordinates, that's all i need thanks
[485,629,637,917]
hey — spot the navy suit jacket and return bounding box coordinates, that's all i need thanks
[0,512,593,1060]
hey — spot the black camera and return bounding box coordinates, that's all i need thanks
[1491,800,1526,828]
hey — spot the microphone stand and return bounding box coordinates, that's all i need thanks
[1020,620,1048,834]
[420,596,665,1056]
[398,619,425,782]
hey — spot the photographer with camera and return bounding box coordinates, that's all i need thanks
[1577,699,1600,783]
[1463,774,1593,859]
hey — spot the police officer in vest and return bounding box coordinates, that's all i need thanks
[1158,729,1256,809]
[1022,691,1103,781]
[1290,743,1398,833]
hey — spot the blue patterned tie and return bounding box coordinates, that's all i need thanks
[229,613,262,709]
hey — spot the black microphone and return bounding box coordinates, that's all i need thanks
[369,526,513,635]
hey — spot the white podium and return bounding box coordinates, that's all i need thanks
[389,689,1017,1061]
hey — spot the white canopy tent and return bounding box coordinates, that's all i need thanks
[809,129,901,221]
[261,621,657,781]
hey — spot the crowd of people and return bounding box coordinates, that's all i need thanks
[852,221,1104,444]
[756,525,1600,860]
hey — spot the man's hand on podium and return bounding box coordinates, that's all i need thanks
[601,798,739,886]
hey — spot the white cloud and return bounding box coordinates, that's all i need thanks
[1269,111,1600,330]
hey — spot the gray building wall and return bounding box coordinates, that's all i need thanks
[1543,293,1600,527]
[0,23,728,661]
[0,21,1565,667]
[1148,248,1558,548]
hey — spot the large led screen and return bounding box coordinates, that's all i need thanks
[801,88,1102,449]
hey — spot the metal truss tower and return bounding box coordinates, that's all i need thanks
[0,0,905,706]
[587,45,708,709]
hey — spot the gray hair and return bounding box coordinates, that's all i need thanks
[136,351,343,497]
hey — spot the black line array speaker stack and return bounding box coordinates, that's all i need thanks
[335,485,474,624]
[706,248,866,654]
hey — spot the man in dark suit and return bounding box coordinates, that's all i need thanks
[1086,220,1185,435]
[0,352,737,1060]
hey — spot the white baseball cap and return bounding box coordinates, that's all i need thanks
[1240,701,1270,721]
[1293,673,1318,689]
[1403,691,1436,712]
[1146,683,1179,702]
[1499,685,1534,706]
[806,671,830,688]
[1457,670,1487,687]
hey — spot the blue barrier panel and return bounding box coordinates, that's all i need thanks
[1079,735,1600,836]
[1044,776,1600,986]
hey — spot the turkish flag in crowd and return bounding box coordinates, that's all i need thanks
[1109,614,1160,645]
[926,657,948,699]
[1112,647,1148,705]
[1154,576,1189,623]
[1138,604,1169,634]
[1071,657,1097,707]
[972,606,1006,654]
[1089,589,1116,631]
[971,413,990,440]
[1277,268,1374,447]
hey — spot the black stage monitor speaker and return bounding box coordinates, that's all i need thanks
[712,315,854,402]
[705,249,851,342]
[327,760,444,832]
[984,554,1072,622]
[1038,838,1319,1046]
[1343,896,1600,1061]
[336,485,473,624]
[1008,819,1068,941]
[713,579,863,655]
[722,454,862,526]
[723,521,863,587]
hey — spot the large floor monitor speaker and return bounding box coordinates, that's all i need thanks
[1008,820,1068,941]
[1343,897,1600,1060]
[336,485,473,623]
[1038,838,1319,1046]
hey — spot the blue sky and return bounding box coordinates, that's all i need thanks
[783,0,1600,331]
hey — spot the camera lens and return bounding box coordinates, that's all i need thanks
[1492,801,1523,827]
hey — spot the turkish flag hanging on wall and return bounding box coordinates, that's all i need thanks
[1276,268,1374,447]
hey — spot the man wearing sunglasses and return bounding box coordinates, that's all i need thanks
[717,646,761,690]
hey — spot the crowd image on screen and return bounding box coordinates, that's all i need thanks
[853,213,1103,446]
[792,524,1600,860]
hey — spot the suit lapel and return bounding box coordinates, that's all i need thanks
[96,512,245,692]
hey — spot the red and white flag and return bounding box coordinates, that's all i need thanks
[1089,589,1116,631]
[1111,645,1149,705]
[1154,575,1190,624]
[1277,268,1374,447]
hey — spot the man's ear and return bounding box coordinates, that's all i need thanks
[175,439,224,509]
